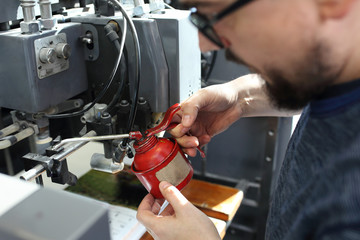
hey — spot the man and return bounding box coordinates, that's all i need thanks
[137,0,360,239]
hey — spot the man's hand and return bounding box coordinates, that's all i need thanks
[169,79,245,157]
[137,181,220,240]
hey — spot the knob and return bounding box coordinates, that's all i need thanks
[39,47,56,64]
[55,43,71,59]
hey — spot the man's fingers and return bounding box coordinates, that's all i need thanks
[159,181,191,215]
[183,148,197,157]
[137,194,159,227]
[137,194,155,212]
[159,205,175,216]
[175,135,199,148]
[168,124,190,138]
[198,135,212,147]
[179,102,199,128]
[151,198,165,215]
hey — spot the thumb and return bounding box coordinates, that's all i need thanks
[180,102,199,128]
[159,181,190,213]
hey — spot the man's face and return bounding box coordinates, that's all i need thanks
[184,0,346,110]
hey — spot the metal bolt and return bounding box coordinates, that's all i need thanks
[266,156,272,162]
[138,97,146,104]
[55,43,71,59]
[39,47,56,64]
[268,130,274,136]
[102,112,110,118]
[120,100,129,106]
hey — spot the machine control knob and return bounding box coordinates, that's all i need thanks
[39,47,56,64]
[55,43,71,59]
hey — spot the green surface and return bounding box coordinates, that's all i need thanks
[66,169,148,209]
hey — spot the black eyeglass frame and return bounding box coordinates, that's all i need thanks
[189,0,253,48]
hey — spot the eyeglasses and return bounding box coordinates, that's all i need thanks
[189,0,253,48]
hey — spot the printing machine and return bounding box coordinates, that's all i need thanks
[0,1,293,239]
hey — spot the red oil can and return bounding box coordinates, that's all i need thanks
[130,103,194,199]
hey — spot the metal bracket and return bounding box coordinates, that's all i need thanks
[34,33,70,79]
[22,151,78,186]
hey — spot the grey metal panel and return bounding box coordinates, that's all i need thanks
[0,22,88,112]
[153,18,179,106]
[0,0,19,24]
[0,188,110,240]
[133,18,170,112]
[0,28,40,112]
[152,10,201,106]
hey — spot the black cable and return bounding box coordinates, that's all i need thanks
[204,51,217,83]
[105,48,129,112]
[109,0,141,147]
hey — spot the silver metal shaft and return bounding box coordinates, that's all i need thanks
[38,0,52,19]
[58,133,130,145]
[20,0,36,22]
[20,164,45,181]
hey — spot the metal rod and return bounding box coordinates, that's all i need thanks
[20,164,46,181]
[134,0,145,6]
[58,133,130,145]
[38,0,52,19]
[20,0,36,22]
[51,130,97,160]
[0,123,20,138]
[0,127,35,150]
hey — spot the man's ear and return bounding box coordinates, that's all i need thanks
[318,0,355,19]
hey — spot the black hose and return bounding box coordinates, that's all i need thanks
[109,0,141,147]
[204,51,217,83]
[105,48,129,112]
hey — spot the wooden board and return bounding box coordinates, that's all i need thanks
[181,179,243,221]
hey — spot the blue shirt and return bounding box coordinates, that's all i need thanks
[266,79,360,240]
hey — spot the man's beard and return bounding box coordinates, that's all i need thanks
[225,45,342,111]
[262,71,329,110]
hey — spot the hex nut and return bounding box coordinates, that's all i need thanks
[149,2,165,12]
[133,5,150,16]
[20,21,40,34]
[41,18,57,30]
